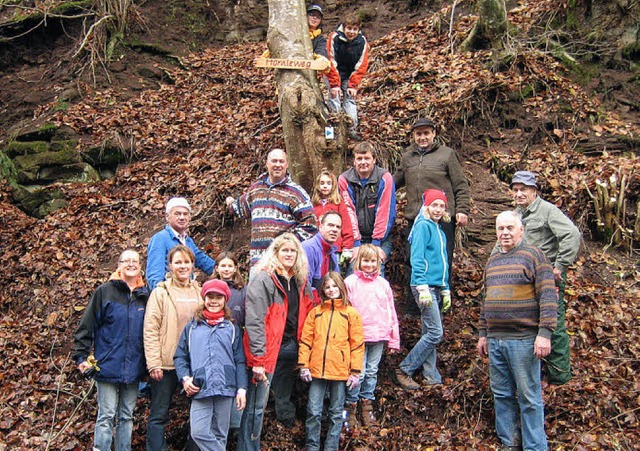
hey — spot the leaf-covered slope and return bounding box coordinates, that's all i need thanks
[0,0,638,448]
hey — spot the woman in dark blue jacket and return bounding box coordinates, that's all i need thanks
[74,249,149,451]
[174,279,248,450]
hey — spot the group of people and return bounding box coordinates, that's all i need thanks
[74,111,580,451]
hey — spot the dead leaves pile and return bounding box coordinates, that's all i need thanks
[0,0,638,448]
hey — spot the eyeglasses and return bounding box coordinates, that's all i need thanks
[119,259,140,265]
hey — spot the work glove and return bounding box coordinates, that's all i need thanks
[300,368,312,383]
[346,374,360,389]
[312,54,331,74]
[415,285,433,307]
[339,249,352,265]
[441,290,451,313]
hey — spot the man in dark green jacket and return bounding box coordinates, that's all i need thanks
[510,170,581,385]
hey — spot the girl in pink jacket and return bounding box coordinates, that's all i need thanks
[343,244,399,428]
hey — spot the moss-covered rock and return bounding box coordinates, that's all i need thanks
[12,184,66,218]
[13,147,82,183]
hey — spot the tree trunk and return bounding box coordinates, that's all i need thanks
[266,0,345,192]
[460,0,510,51]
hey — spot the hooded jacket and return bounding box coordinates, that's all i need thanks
[298,298,364,381]
[74,272,149,383]
[344,271,400,349]
[408,211,449,289]
[174,318,248,399]
[243,269,314,373]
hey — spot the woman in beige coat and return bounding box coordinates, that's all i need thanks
[144,244,202,450]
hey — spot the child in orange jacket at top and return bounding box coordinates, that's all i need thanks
[298,272,364,451]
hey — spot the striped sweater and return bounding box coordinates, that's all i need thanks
[479,241,557,340]
[229,173,317,266]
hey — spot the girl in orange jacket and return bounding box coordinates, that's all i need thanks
[298,272,364,451]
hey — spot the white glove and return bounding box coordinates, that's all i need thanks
[441,290,451,313]
[346,374,360,389]
[415,285,433,307]
[300,368,312,383]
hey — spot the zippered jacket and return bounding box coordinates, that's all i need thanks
[327,25,369,89]
[344,271,400,349]
[408,212,449,289]
[393,142,470,221]
[174,319,248,399]
[243,270,314,373]
[74,275,149,383]
[298,298,364,380]
[338,165,396,246]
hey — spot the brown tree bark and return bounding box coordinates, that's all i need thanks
[266,0,345,192]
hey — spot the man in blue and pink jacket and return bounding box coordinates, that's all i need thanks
[338,141,396,277]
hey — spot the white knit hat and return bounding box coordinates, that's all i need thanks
[165,197,191,214]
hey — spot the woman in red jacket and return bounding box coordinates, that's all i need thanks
[237,233,314,451]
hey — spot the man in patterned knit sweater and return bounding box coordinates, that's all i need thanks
[226,148,318,275]
[477,211,557,451]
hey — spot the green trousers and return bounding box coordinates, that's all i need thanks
[546,271,572,385]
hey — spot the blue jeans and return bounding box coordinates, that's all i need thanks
[229,400,243,429]
[399,287,443,384]
[94,381,138,451]
[306,379,346,451]
[237,372,274,451]
[489,337,547,450]
[190,396,233,451]
[328,78,358,129]
[345,341,385,403]
[146,369,179,451]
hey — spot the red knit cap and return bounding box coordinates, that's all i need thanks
[201,279,231,302]
[422,189,447,207]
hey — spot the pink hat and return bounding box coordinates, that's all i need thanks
[422,189,447,207]
[201,279,231,302]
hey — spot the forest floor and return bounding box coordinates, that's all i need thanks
[0,0,639,449]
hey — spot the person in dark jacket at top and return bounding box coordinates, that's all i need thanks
[74,249,149,451]
[237,233,314,451]
[338,141,396,277]
[393,117,470,313]
[327,13,370,140]
[307,4,328,58]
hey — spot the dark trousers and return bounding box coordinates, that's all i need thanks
[272,337,299,421]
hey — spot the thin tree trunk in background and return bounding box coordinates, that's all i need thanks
[460,0,510,51]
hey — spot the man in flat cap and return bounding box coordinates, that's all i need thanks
[394,117,470,313]
[510,170,581,385]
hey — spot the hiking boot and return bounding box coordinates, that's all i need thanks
[394,369,420,391]
[348,129,361,140]
[342,402,358,433]
[359,399,377,426]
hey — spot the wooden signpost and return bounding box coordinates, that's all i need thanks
[254,57,330,71]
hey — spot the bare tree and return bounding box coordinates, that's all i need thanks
[460,0,511,51]
[266,0,346,191]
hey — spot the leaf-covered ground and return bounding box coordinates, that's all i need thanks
[0,0,639,449]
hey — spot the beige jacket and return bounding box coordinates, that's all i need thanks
[143,276,202,371]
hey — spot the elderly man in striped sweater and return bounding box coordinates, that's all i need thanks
[477,211,558,451]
